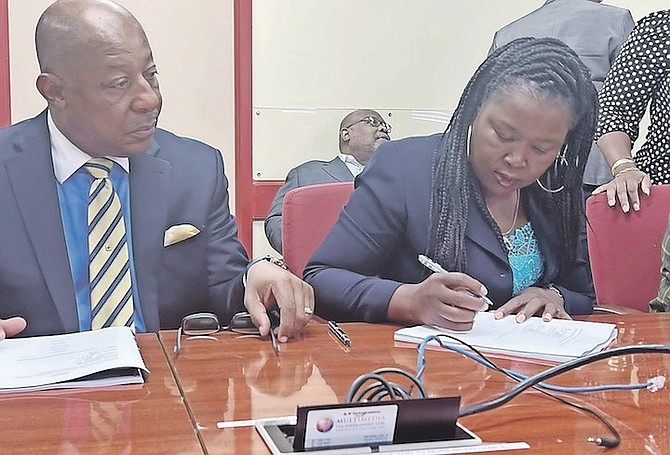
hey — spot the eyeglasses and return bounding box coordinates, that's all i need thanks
[174,311,280,355]
[344,116,392,133]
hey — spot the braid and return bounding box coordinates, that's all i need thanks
[428,37,597,270]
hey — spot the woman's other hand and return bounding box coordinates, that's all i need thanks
[494,286,570,323]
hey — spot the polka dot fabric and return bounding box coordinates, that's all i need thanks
[595,10,670,184]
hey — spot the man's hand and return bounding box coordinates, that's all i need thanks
[388,272,489,331]
[244,260,314,342]
[0,317,27,341]
[494,286,570,323]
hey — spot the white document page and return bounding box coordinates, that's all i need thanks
[0,326,148,392]
[394,312,617,363]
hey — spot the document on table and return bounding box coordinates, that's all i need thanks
[394,312,617,363]
[0,326,149,393]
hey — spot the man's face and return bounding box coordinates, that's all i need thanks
[56,30,162,157]
[342,112,391,164]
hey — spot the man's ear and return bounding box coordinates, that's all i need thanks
[36,73,65,108]
[340,128,350,143]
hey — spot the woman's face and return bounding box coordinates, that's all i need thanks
[469,90,573,199]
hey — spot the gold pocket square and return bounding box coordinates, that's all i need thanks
[164,224,200,247]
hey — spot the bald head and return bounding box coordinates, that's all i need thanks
[338,109,390,164]
[34,0,162,158]
[338,110,384,134]
[36,0,148,74]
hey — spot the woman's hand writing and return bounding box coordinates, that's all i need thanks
[388,272,489,331]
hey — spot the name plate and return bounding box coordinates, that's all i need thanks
[304,403,397,449]
[293,396,461,451]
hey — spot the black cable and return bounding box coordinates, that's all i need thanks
[420,333,625,447]
[348,335,670,449]
[458,344,670,416]
[346,373,398,403]
[455,343,670,449]
[345,367,427,403]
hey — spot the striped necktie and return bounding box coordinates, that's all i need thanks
[85,158,135,330]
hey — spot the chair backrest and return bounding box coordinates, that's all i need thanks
[586,185,670,311]
[282,182,354,275]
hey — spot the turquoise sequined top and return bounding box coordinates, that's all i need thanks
[504,221,544,295]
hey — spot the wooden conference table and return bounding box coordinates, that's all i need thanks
[0,333,203,454]
[2,314,670,454]
[162,313,670,455]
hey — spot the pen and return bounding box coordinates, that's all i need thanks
[418,254,493,307]
[268,309,280,356]
[269,328,280,355]
[327,320,351,347]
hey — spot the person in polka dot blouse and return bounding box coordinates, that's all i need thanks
[593,10,670,213]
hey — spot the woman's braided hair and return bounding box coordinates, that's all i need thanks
[428,37,597,271]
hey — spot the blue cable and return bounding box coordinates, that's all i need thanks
[415,334,662,394]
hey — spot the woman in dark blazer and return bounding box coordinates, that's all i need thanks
[305,37,597,331]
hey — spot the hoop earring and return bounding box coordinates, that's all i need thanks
[536,178,564,193]
[466,125,472,158]
[536,145,568,193]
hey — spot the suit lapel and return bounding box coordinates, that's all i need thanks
[465,203,509,264]
[324,157,354,181]
[4,112,78,332]
[128,142,170,331]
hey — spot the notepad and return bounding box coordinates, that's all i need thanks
[394,312,617,364]
[0,326,149,393]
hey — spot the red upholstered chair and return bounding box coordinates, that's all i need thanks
[586,185,670,312]
[281,182,354,276]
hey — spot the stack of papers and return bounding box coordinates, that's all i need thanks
[0,326,149,393]
[394,312,618,363]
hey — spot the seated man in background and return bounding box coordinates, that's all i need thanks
[0,0,313,340]
[489,0,634,199]
[650,214,670,312]
[264,109,391,253]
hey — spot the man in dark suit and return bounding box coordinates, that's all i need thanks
[0,0,313,340]
[264,109,391,252]
[490,0,634,196]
